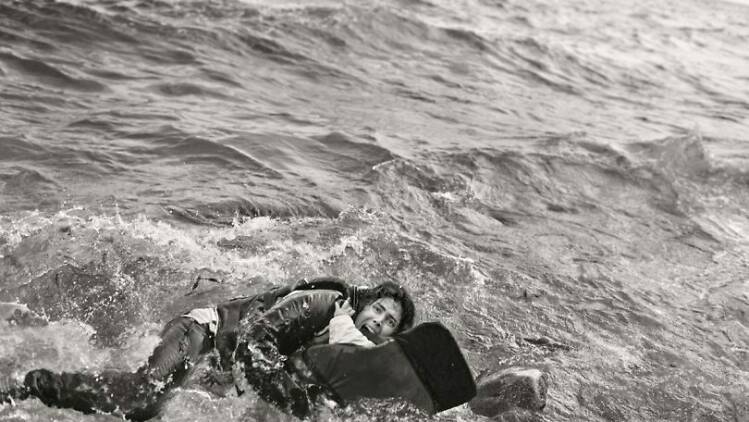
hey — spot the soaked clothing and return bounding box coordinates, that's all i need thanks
[12,319,478,420]
[212,278,358,370]
[21,277,356,421]
[232,289,346,417]
[25,317,213,420]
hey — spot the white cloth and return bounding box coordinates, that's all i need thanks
[328,314,375,347]
[183,306,219,336]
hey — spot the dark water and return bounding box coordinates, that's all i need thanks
[1,0,748,420]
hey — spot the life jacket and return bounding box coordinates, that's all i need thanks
[302,322,476,414]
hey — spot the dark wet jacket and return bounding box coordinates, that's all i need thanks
[222,278,361,418]
[212,276,358,368]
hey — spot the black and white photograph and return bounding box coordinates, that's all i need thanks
[1,0,747,421]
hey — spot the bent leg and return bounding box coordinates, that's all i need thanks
[24,317,211,421]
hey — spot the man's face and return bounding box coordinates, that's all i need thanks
[354,297,403,338]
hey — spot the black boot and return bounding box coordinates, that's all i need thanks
[23,369,63,405]
[0,377,30,405]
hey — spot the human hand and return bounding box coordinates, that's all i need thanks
[334,298,354,317]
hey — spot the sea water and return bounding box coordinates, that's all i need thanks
[1,0,748,420]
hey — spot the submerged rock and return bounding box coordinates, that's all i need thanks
[469,367,548,418]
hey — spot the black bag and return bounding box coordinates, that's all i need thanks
[302,322,476,414]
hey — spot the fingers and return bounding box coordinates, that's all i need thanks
[334,298,354,316]
[340,299,354,316]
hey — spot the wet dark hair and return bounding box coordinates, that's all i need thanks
[354,281,416,332]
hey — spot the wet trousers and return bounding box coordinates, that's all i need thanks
[25,317,212,421]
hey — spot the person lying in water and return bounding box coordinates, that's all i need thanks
[2,277,416,420]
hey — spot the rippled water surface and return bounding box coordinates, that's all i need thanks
[1,0,748,420]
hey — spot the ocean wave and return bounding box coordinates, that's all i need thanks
[0,0,138,46]
[164,196,340,225]
[366,134,748,248]
[0,51,107,92]
[150,81,234,99]
[0,136,50,161]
